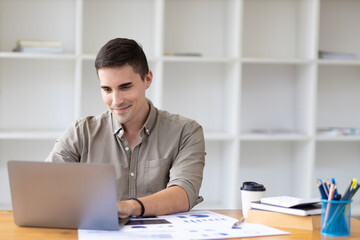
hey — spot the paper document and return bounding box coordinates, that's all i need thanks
[78,210,289,240]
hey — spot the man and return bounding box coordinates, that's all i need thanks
[46,38,206,219]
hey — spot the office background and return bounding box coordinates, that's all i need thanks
[0,0,359,216]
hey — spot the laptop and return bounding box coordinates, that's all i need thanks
[7,160,129,230]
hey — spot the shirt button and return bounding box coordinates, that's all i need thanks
[146,129,150,134]
[130,172,135,177]
[125,147,129,151]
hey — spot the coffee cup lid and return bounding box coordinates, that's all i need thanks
[240,181,266,191]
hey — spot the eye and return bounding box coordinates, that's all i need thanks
[101,87,111,93]
[120,83,132,90]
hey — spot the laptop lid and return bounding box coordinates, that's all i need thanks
[7,160,124,230]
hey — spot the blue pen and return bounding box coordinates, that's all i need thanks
[331,178,338,199]
[323,179,329,196]
[317,179,327,199]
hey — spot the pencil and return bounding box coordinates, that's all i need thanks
[323,183,335,229]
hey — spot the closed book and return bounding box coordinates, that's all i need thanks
[247,209,321,230]
[318,50,358,60]
[251,201,321,216]
[16,40,62,48]
[13,47,63,54]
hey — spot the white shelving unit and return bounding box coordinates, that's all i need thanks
[0,0,359,214]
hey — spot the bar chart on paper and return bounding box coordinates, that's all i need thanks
[78,211,289,240]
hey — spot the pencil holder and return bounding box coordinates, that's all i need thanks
[321,199,352,237]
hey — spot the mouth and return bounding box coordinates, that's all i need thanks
[112,105,131,114]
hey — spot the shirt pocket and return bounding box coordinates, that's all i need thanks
[144,158,171,193]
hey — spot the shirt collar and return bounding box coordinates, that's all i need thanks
[112,99,157,137]
[142,100,157,136]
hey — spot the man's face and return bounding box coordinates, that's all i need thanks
[98,65,152,126]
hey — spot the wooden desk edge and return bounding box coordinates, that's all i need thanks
[1,209,360,240]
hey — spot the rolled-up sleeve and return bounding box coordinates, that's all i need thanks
[45,121,82,163]
[167,121,206,209]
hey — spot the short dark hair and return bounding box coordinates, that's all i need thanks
[95,38,149,80]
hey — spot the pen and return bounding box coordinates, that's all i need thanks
[343,179,357,200]
[323,179,329,196]
[348,183,360,200]
[327,180,332,194]
[331,178,338,199]
[232,217,245,228]
[317,179,327,199]
[341,180,354,200]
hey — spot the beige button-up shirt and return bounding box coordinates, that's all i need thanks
[46,101,205,209]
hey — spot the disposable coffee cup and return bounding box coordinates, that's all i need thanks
[241,182,266,218]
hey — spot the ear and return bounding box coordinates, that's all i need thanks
[144,70,153,89]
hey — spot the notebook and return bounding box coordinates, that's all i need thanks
[250,196,322,216]
[7,160,129,230]
[251,201,321,216]
[260,196,320,208]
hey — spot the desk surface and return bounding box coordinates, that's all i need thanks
[1,209,360,240]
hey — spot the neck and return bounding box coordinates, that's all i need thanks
[123,103,150,151]
[123,102,150,135]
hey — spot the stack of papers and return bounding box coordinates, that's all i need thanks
[78,211,289,240]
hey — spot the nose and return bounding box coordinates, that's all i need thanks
[112,90,124,107]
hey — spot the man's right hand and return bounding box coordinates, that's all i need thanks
[117,199,141,219]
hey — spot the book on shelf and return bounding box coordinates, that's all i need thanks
[319,50,358,60]
[249,129,303,136]
[16,40,62,48]
[247,209,321,230]
[163,52,202,57]
[13,39,63,54]
[13,47,63,54]
[317,127,360,136]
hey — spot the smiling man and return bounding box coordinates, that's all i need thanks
[46,38,206,218]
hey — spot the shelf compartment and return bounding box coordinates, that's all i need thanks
[317,65,360,129]
[241,63,316,135]
[164,0,240,58]
[80,60,107,118]
[242,0,317,59]
[0,139,55,208]
[82,0,156,56]
[0,0,76,53]
[198,140,238,209]
[319,0,360,60]
[0,59,75,131]
[162,62,238,134]
[238,140,314,205]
